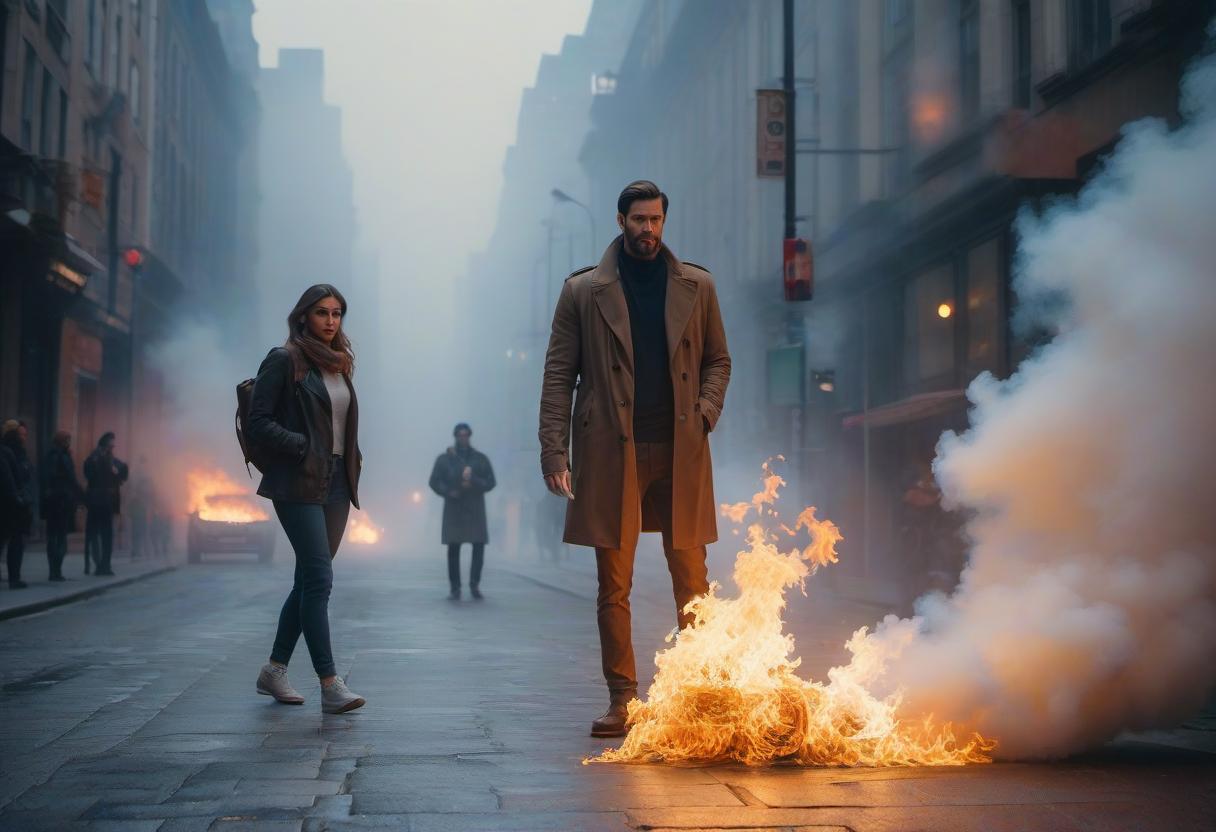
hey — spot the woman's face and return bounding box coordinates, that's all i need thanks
[305,296,343,343]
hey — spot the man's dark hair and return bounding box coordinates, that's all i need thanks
[98,432,116,449]
[617,180,668,217]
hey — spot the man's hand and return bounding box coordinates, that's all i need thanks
[544,470,575,499]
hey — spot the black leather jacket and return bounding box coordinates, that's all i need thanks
[247,347,362,507]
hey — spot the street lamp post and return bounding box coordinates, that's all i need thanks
[551,188,596,262]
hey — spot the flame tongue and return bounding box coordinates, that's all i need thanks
[591,463,994,767]
[188,469,268,523]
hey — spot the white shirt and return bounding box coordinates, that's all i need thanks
[322,370,351,455]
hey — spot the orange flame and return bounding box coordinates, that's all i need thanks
[591,463,993,767]
[347,511,383,545]
[187,468,268,523]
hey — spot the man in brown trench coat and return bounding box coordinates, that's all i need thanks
[539,180,731,737]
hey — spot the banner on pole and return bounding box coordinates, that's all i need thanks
[757,89,787,178]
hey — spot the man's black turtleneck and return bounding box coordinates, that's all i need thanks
[618,243,674,442]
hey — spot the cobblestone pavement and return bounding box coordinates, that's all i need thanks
[0,548,1212,831]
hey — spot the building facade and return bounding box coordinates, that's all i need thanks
[1,0,258,548]
[1,0,153,496]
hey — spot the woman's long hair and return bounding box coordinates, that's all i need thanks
[285,284,355,381]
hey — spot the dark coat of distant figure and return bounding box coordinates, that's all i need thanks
[429,446,496,545]
[42,444,83,531]
[84,447,129,515]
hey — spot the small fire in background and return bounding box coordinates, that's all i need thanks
[591,461,993,767]
[186,468,268,523]
[347,510,384,545]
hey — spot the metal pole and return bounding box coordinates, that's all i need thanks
[783,0,796,240]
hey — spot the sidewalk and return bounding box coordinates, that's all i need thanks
[0,549,176,621]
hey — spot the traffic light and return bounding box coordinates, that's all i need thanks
[123,247,144,270]
[783,237,813,301]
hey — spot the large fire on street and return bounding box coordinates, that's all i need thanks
[591,463,994,767]
[186,468,269,523]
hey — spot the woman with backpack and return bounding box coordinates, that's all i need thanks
[246,284,366,714]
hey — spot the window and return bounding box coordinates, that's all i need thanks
[46,0,70,63]
[128,61,140,123]
[58,87,68,158]
[882,12,912,192]
[21,42,37,150]
[108,13,122,88]
[1068,0,1112,71]
[959,0,980,121]
[904,263,957,386]
[965,238,1001,377]
[40,67,53,156]
[132,0,142,36]
[886,0,910,27]
[130,173,138,230]
[94,0,108,77]
[1012,0,1031,108]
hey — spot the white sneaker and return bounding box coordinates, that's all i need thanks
[256,663,305,705]
[321,677,366,714]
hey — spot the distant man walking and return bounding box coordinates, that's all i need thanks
[83,432,128,576]
[539,180,731,737]
[429,423,496,600]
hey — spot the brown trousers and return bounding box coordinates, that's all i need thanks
[595,441,709,695]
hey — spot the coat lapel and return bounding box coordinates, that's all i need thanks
[663,248,698,359]
[300,368,332,415]
[591,237,634,369]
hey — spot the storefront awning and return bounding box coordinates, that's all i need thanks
[842,389,967,430]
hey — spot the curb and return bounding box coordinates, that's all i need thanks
[0,566,178,622]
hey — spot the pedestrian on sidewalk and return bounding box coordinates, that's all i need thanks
[246,283,366,715]
[539,181,731,738]
[0,420,35,589]
[42,430,84,582]
[83,433,128,576]
[429,423,496,600]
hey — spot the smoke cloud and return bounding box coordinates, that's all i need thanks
[860,48,1216,759]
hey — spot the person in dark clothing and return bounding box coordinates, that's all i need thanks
[429,423,496,600]
[42,430,84,582]
[246,283,366,714]
[83,432,129,576]
[0,420,35,588]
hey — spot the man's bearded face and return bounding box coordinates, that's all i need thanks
[619,197,665,260]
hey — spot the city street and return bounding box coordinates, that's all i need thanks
[0,549,1212,832]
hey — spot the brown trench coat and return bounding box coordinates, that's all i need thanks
[539,237,731,550]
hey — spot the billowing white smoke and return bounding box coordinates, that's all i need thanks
[862,49,1216,759]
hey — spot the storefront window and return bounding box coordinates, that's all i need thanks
[904,263,956,387]
[966,237,1001,377]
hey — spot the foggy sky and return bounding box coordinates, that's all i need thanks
[251,0,592,283]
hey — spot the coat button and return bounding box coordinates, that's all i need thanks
[683,338,690,347]
[612,364,621,371]
[617,400,626,407]
[679,413,687,422]
[681,372,688,380]
[619,434,627,442]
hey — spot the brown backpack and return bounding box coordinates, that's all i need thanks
[235,378,267,476]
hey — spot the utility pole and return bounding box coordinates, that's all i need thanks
[783,0,796,240]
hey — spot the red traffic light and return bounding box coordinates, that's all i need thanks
[123,248,144,269]
[783,237,813,302]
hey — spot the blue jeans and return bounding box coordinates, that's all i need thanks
[270,457,351,678]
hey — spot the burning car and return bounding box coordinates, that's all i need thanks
[185,469,276,564]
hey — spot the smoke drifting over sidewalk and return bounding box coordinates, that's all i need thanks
[861,49,1216,759]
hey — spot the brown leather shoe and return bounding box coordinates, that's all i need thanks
[590,704,629,738]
